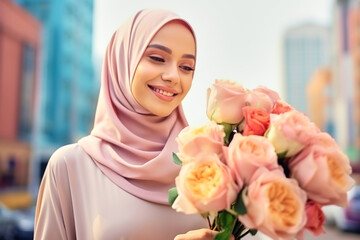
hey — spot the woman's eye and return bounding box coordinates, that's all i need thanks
[149,56,165,62]
[179,65,195,72]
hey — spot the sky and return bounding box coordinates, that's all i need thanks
[93,0,334,126]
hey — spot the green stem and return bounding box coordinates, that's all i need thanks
[207,215,212,229]
[238,229,251,239]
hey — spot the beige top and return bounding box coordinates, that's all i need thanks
[34,144,207,240]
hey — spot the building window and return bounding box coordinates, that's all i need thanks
[18,44,36,142]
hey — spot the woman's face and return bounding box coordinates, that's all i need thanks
[132,21,196,117]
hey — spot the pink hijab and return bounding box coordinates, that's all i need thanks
[78,9,196,205]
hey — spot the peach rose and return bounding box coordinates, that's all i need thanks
[206,79,248,124]
[242,107,270,136]
[304,200,326,236]
[289,135,355,207]
[238,168,307,240]
[266,110,319,157]
[271,100,293,114]
[225,133,278,186]
[176,121,225,164]
[172,154,238,214]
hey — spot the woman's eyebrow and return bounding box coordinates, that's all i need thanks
[182,54,195,60]
[147,44,172,54]
[147,44,195,60]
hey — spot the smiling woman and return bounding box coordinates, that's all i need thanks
[132,20,196,117]
[33,8,222,240]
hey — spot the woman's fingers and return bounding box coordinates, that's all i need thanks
[174,228,235,240]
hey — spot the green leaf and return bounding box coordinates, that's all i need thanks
[249,229,258,235]
[214,211,236,240]
[277,150,288,159]
[168,187,178,206]
[219,210,235,228]
[214,230,232,240]
[220,122,236,145]
[172,152,182,165]
[234,187,247,215]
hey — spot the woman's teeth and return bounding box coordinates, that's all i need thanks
[151,86,175,97]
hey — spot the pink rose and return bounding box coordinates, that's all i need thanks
[172,154,238,214]
[242,107,270,136]
[244,90,274,113]
[304,200,326,236]
[225,133,278,186]
[266,110,319,157]
[253,86,281,105]
[206,79,248,124]
[271,100,293,114]
[309,132,344,152]
[176,121,225,164]
[289,133,355,207]
[238,168,307,240]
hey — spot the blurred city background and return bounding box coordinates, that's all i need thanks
[0,0,360,239]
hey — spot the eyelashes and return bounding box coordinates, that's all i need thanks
[148,55,195,72]
[180,66,195,72]
[149,56,165,62]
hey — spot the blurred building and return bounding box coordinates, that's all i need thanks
[332,0,360,163]
[13,0,99,186]
[306,67,333,132]
[0,0,41,207]
[283,23,331,116]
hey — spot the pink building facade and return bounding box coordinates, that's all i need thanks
[0,0,41,140]
[0,0,41,193]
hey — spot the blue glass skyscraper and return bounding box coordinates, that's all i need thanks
[14,0,98,186]
[14,0,97,145]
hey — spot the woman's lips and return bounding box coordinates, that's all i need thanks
[148,85,178,102]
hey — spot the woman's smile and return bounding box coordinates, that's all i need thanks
[148,84,178,102]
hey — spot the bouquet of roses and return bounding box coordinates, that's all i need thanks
[168,79,355,240]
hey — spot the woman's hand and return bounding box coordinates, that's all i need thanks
[174,229,234,240]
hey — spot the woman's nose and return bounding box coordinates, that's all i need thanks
[161,64,180,84]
